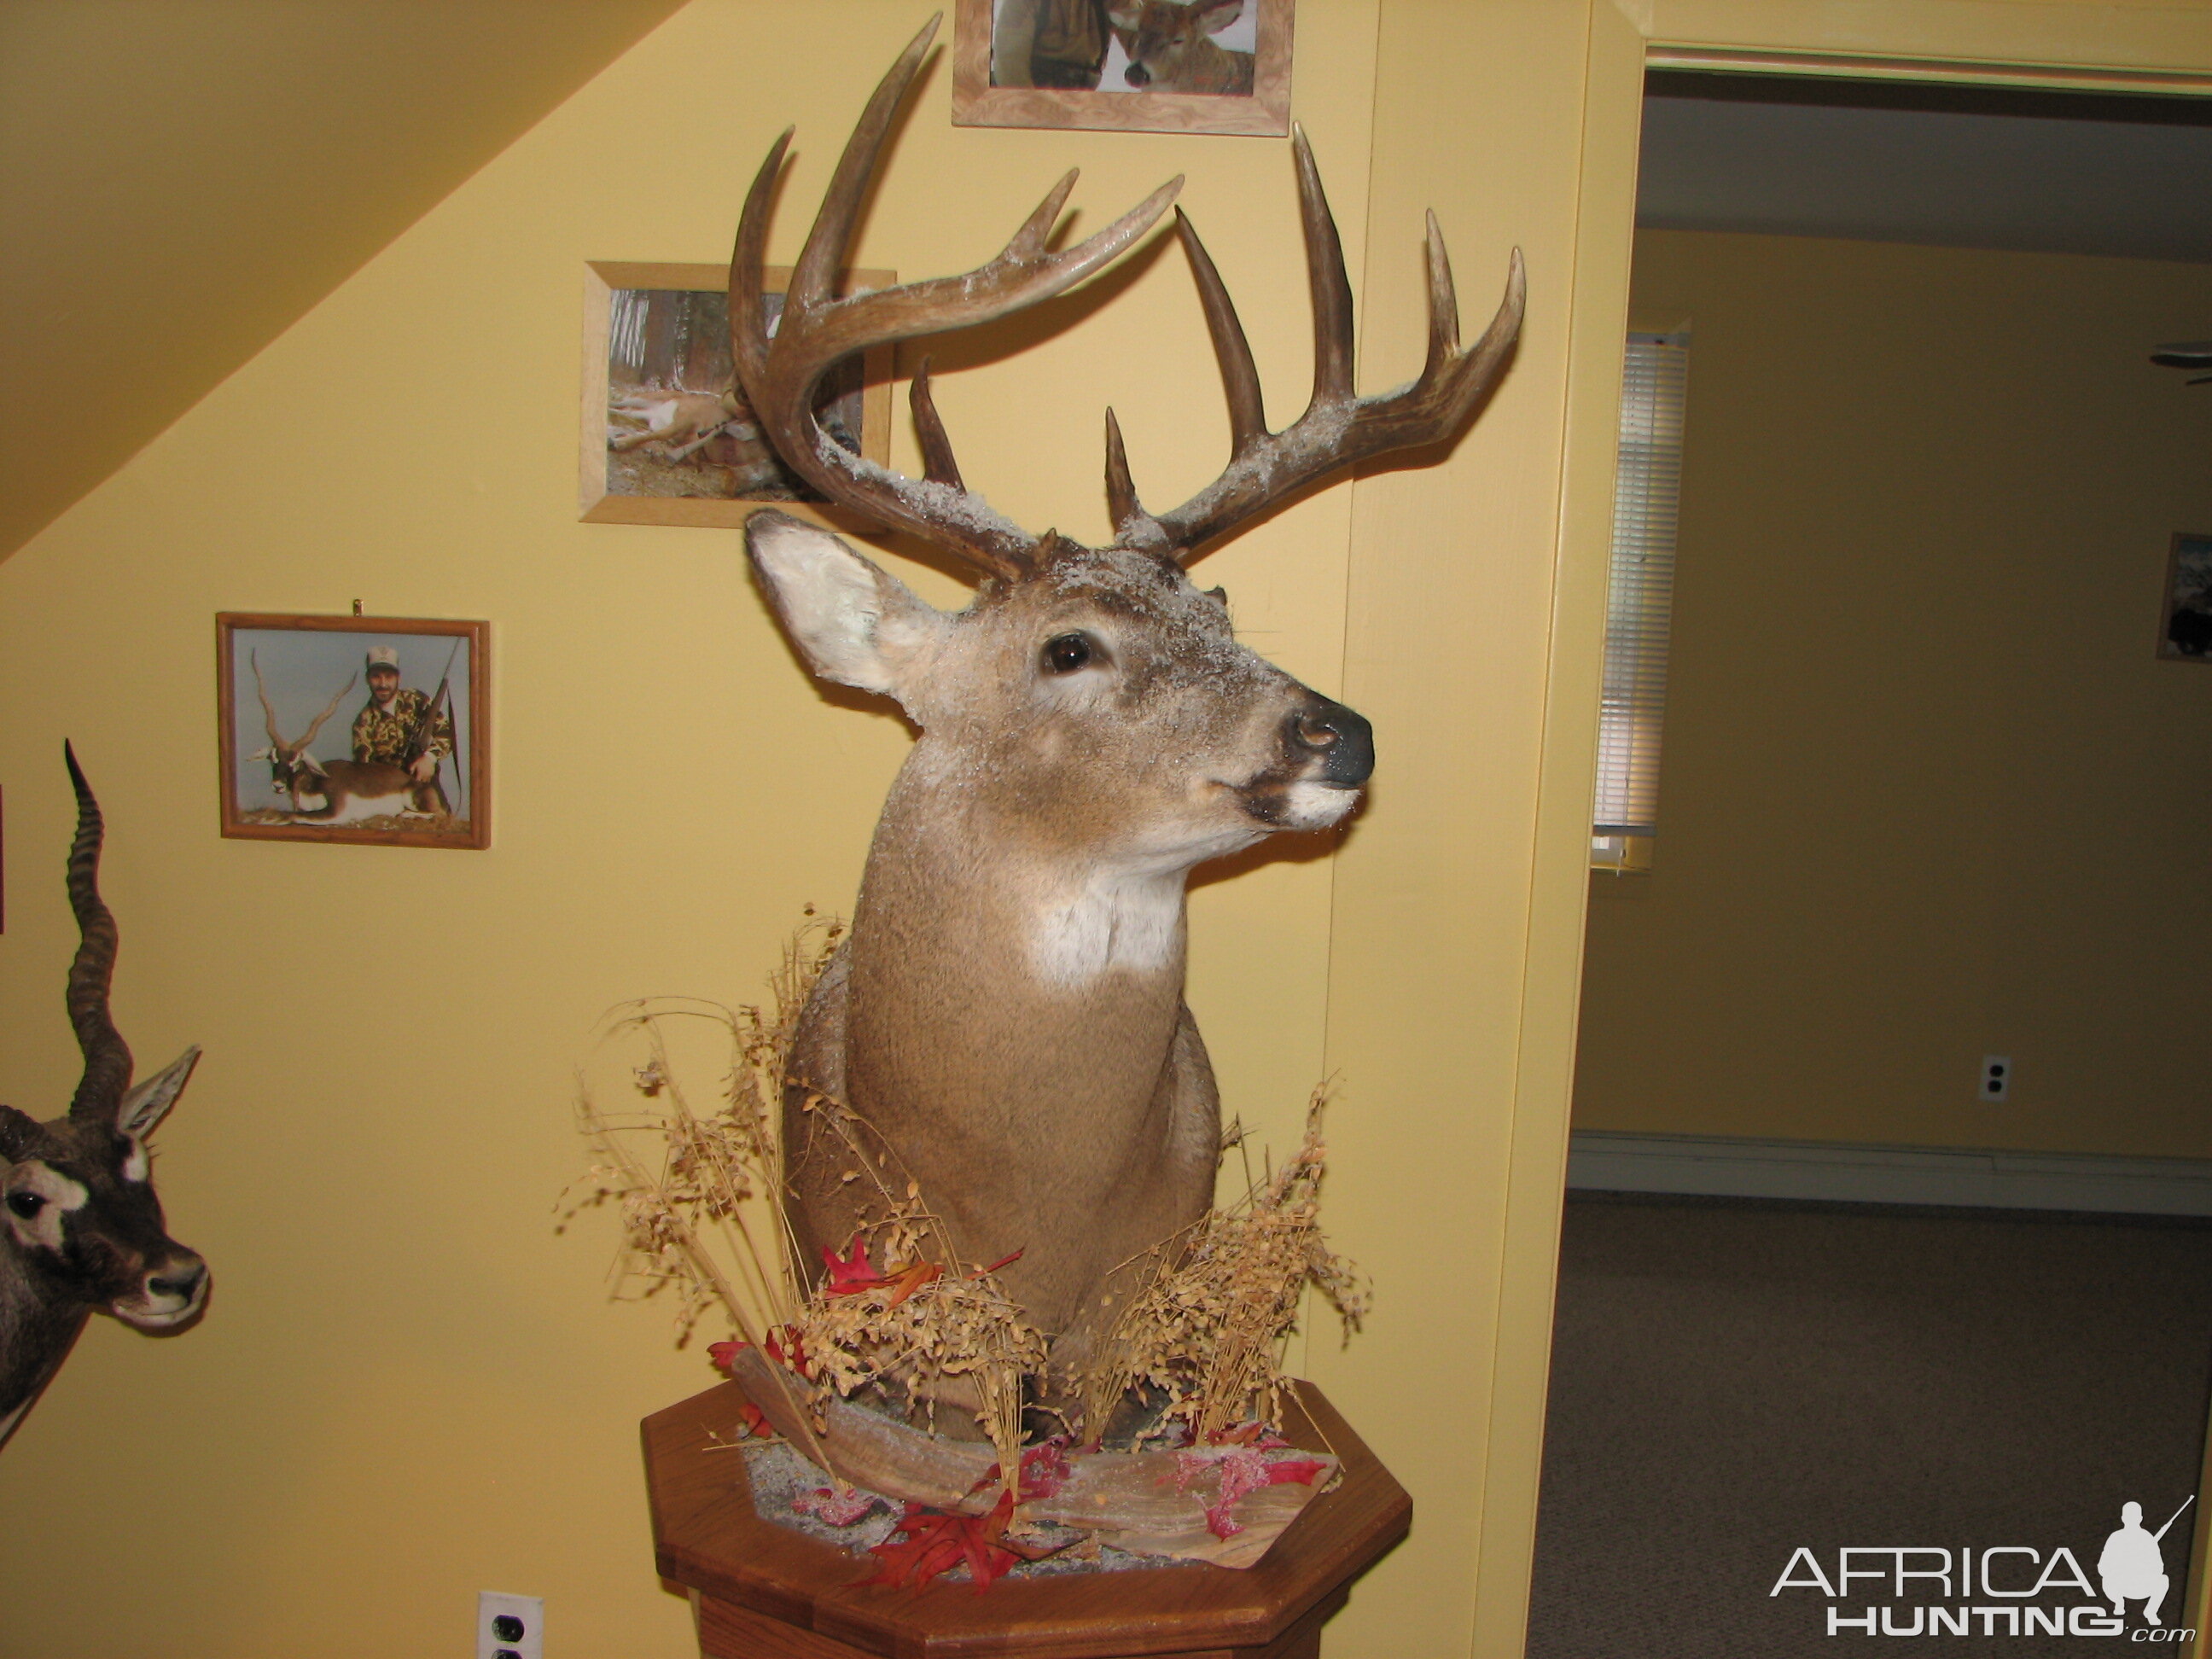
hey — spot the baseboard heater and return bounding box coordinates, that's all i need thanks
[1568,1131,2212,1218]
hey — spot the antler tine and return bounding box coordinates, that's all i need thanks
[730,14,1183,582]
[1138,126,1526,565]
[1103,408,1144,535]
[786,15,940,313]
[1173,211,1267,460]
[300,674,357,748]
[61,743,132,1121]
[249,649,284,749]
[910,359,963,490]
[1291,126,1357,408]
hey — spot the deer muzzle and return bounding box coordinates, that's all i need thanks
[1287,699,1374,789]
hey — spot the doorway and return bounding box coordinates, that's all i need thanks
[1532,64,2212,1657]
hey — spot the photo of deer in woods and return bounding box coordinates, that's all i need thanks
[579,262,893,529]
[217,614,488,849]
[953,0,1289,135]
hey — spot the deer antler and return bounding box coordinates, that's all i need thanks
[729,13,1182,581]
[299,676,357,749]
[61,743,132,1121]
[249,649,285,750]
[1110,126,1526,563]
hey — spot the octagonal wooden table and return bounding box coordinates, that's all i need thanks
[643,1381,1410,1659]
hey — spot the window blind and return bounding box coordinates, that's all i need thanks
[1593,331,1688,843]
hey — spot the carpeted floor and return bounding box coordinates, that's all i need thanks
[1526,1193,2212,1656]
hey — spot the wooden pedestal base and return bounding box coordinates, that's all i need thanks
[643,1382,1410,1659]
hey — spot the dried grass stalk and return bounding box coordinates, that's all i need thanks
[567,914,1045,1493]
[1078,1090,1368,1442]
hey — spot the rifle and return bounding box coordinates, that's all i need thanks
[2154,1494,2195,1543]
[402,638,463,784]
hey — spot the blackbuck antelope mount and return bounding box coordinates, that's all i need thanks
[1,748,207,1451]
[246,651,451,824]
[740,15,1522,1416]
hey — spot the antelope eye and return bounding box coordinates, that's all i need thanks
[7,1191,44,1220]
[1041,632,1096,674]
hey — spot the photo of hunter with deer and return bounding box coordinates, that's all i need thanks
[579,262,894,530]
[952,0,1290,137]
[216,614,489,849]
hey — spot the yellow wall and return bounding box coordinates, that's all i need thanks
[1575,230,2212,1157]
[0,3,1389,1651]
[0,2,1625,1654]
[22,2,2204,1654]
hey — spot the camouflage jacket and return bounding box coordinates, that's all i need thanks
[352,687,453,768]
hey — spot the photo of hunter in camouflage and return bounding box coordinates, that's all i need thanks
[352,645,453,785]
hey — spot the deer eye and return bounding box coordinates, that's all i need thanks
[7,1191,44,1220]
[1041,633,1097,674]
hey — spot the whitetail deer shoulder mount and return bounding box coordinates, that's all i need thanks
[736,15,1522,1394]
[0,748,207,1452]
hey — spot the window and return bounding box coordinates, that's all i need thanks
[1592,330,1687,871]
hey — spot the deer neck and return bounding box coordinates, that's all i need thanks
[841,748,1194,1138]
[0,1245,87,1425]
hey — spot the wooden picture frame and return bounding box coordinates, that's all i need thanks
[218,614,490,849]
[952,0,1293,137]
[2157,532,2212,662]
[579,261,894,531]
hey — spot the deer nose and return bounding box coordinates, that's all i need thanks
[1289,701,1374,787]
[147,1260,207,1303]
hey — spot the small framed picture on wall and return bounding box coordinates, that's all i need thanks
[952,0,1293,137]
[2158,533,2212,661]
[579,262,894,531]
[218,614,489,848]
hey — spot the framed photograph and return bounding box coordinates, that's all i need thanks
[579,261,894,530]
[2158,533,2212,661]
[952,0,1293,137]
[218,614,489,849]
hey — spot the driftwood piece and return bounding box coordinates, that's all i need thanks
[726,1345,998,1511]
[728,1348,1337,1569]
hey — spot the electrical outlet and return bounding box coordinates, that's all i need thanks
[478,1592,544,1659]
[1979,1054,2012,1103]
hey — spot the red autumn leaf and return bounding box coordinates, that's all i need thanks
[823,1233,880,1293]
[707,1340,742,1375]
[862,1491,1024,1593]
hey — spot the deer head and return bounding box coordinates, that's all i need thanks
[2,748,207,1447]
[245,651,352,790]
[1107,0,1251,91]
[731,15,1521,1386]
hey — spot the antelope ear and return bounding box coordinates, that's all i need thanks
[118,1046,201,1140]
[745,510,946,702]
[0,1104,38,1162]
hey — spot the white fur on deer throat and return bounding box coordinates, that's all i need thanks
[1030,864,1187,988]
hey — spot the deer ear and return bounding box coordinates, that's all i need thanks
[746,511,946,701]
[118,1046,200,1140]
[1196,0,1246,32]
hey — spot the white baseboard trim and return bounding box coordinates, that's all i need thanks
[1567,1131,2212,1218]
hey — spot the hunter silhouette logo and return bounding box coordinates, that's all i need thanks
[1771,1494,2197,1639]
[2099,1498,2191,1627]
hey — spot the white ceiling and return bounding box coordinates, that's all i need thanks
[1638,84,2212,265]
